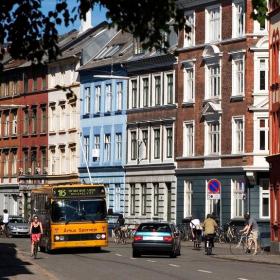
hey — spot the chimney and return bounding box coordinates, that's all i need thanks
[80,9,92,33]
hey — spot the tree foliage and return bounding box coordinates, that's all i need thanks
[0,0,268,67]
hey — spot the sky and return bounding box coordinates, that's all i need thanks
[41,0,108,35]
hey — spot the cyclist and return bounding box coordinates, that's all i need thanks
[240,213,258,255]
[29,215,43,256]
[202,214,218,251]
[2,209,9,237]
[190,217,202,245]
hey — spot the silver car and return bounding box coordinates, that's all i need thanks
[8,216,29,237]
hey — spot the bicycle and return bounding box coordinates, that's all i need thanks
[230,233,257,255]
[33,240,39,259]
[205,234,215,255]
[177,223,192,241]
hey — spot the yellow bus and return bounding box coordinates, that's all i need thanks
[31,184,108,252]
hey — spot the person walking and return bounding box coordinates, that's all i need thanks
[2,209,9,237]
[29,215,43,257]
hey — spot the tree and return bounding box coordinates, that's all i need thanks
[0,0,267,67]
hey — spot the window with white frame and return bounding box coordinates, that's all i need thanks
[104,134,111,162]
[206,64,220,99]
[69,104,76,129]
[206,6,221,42]
[184,122,194,156]
[184,12,195,47]
[184,181,192,217]
[257,117,269,151]
[93,135,100,161]
[232,57,244,96]
[84,87,91,114]
[12,151,17,175]
[142,77,149,107]
[154,75,162,106]
[50,149,55,174]
[4,114,9,136]
[130,184,136,215]
[153,128,161,159]
[41,107,47,132]
[95,85,101,113]
[207,122,220,154]
[166,127,173,158]
[11,112,17,135]
[4,153,8,176]
[70,147,76,172]
[232,117,244,153]
[115,184,121,212]
[153,183,160,216]
[231,180,245,218]
[115,133,122,161]
[140,129,148,160]
[141,183,147,215]
[105,84,112,112]
[259,179,270,219]
[83,136,89,163]
[131,79,138,108]
[258,58,269,91]
[117,82,123,111]
[49,107,55,132]
[232,0,245,38]
[59,105,66,131]
[184,67,195,102]
[131,131,137,160]
[60,147,66,174]
[166,73,174,104]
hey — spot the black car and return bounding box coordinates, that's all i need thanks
[132,222,181,258]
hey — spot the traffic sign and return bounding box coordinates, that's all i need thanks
[207,179,221,194]
[208,193,221,200]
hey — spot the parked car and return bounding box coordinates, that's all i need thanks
[132,222,181,258]
[7,216,29,237]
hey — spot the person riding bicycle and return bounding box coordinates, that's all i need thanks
[240,213,258,255]
[29,215,43,256]
[202,214,218,251]
[2,209,9,237]
[190,217,202,245]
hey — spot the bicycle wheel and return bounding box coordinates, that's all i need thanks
[230,239,244,255]
[245,239,257,255]
[33,243,38,259]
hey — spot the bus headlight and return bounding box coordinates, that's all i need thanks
[59,236,65,241]
[55,236,60,241]
[101,234,106,239]
[96,234,101,239]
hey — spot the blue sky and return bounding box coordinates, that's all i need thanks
[41,0,107,34]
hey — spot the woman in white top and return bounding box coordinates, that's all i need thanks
[2,209,9,237]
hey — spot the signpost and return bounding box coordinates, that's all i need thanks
[207,179,221,200]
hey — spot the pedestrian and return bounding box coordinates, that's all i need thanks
[2,209,9,237]
[240,213,259,255]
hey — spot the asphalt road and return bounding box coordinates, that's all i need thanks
[2,238,280,280]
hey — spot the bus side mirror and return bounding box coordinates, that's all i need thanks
[45,201,51,210]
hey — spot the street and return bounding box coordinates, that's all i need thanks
[1,238,279,280]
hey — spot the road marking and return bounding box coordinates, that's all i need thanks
[237,278,249,280]
[197,269,212,274]
[115,253,122,257]
[130,257,136,260]
[169,264,180,267]
[146,259,156,263]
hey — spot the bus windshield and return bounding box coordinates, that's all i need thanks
[51,199,107,223]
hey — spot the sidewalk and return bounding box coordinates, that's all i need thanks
[0,240,56,280]
[181,240,280,265]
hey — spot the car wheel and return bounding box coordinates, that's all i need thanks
[133,249,141,258]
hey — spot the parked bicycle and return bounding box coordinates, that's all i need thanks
[177,223,192,241]
[216,221,239,244]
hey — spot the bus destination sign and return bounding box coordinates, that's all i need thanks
[53,187,105,198]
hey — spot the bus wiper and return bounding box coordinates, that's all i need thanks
[65,219,73,225]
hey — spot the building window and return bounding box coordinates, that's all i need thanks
[232,0,245,38]
[83,136,89,163]
[130,184,136,215]
[206,64,220,98]
[184,122,194,156]
[114,184,121,212]
[70,104,76,129]
[184,12,195,47]
[259,179,270,219]
[184,181,192,218]
[60,148,66,174]
[131,79,138,108]
[104,134,111,162]
[70,147,76,173]
[95,85,101,113]
[41,148,47,171]
[206,6,221,42]
[232,117,244,153]
[184,67,195,102]
[59,105,66,131]
[153,183,160,216]
[84,87,91,114]
[33,78,38,91]
[207,122,220,155]
[31,109,37,134]
[154,75,161,106]
[23,110,29,134]
[259,58,268,91]
[42,76,47,90]
[141,183,147,215]
[142,77,149,107]
[4,113,9,136]
[257,118,269,151]
[41,107,47,133]
[11,112,17,135]
[131,131,137,160]
[23,150,28,173]
[50,149,55,174]
[93,135,100,161]
[12,151,17,176]
[105,84,112,112]
[154,128,160,159]
[232,58,244,96]
[141,130,148,160]
[231,180,245,218]
[166,74,174,104]
[117,82,123,111]
[166,127,173,158]
[31,150,37,174]
[4,153,9,176]
[115,133,122,161]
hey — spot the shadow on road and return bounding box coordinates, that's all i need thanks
[0,242,33,280]
[49,247,111,255]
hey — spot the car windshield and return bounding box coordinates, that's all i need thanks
[137,224,171,233]
[9,218,27,223]
[51,199,107,223]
